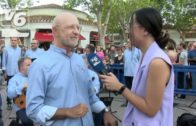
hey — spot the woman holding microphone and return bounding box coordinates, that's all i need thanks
[100,8,174,126]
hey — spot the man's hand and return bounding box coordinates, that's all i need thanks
[67,103,88,118]
[103,112,118,126]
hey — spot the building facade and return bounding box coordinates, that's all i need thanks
[0,4,98,48]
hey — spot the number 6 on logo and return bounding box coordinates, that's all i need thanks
[13,12,27,27]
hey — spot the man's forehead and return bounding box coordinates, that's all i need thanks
[63,17,79,26]
[32,40,38,43]
[60,13,78,23]
[53,12,80,28]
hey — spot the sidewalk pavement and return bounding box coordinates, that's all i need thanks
[1,84,196,126]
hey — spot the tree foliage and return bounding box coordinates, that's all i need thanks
[0,0,32,10]
[64,0,196,45]
[108,0,157,42]
[64,0,115,49]
[161,0,196,41]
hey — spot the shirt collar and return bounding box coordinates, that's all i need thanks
[10,46,18,49]
[50,44,74,57]
[18,72,27,77]
[140,42,158,67]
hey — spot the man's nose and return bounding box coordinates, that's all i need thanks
[73,27,80,35]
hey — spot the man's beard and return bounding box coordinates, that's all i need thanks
[32,47,37,51]
[61,38,78,49]
[11,44,17,48]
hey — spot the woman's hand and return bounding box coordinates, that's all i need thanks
[99,72,123,91]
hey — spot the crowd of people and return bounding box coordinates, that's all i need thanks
[0,7,195,126]
[167,41,196,99]
[0,37,45,126]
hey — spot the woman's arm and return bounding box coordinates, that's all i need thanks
[100,58,171,117]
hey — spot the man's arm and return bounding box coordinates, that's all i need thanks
[7,78,18,99]
[87,74,117,126]
[51,103,88,120]
[88,79,106,113]
[26,63,55,124]
[2,48,7,79]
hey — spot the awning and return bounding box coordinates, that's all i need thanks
[79,35,86,40]
[34,32,53,42]
[34,32,86,42]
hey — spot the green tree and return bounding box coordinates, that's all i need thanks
[161,0,196,41]
[0,0,22,9]
[0,0,32,10]
[64,0,116,49]
[108,0,156,43]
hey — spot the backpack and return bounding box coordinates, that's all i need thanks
[177,113,196,126]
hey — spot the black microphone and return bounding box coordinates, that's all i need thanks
[87,53,107,75]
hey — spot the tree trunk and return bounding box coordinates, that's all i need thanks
[180,32,185,42]
[97,10,104,48]
[177,29,185,42]
[97,1,113,49]
[122,28,127,43]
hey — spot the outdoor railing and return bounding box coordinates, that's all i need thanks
[108,64,196,96]
[107,64,125,84]
[173,65,196,96]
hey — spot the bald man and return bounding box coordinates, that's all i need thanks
[26,12,116,126]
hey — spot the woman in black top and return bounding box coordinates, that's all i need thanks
[114,48,123,64]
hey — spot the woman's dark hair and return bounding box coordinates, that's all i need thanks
[132,7,169,49]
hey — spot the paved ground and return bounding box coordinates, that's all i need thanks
[109,94,196,126]
[1,84,196,126]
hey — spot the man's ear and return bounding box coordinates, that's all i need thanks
[52,26,59,37]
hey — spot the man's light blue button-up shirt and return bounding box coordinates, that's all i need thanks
[26,45,106,126]
[7,72,27,112]
[124,47,141,77]
[2,46,22,76]
[25,48,44,59]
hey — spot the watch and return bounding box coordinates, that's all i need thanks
[115,85,126,95]
[103,107,109,113]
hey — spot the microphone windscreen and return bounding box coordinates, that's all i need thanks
[87,53,107,75]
